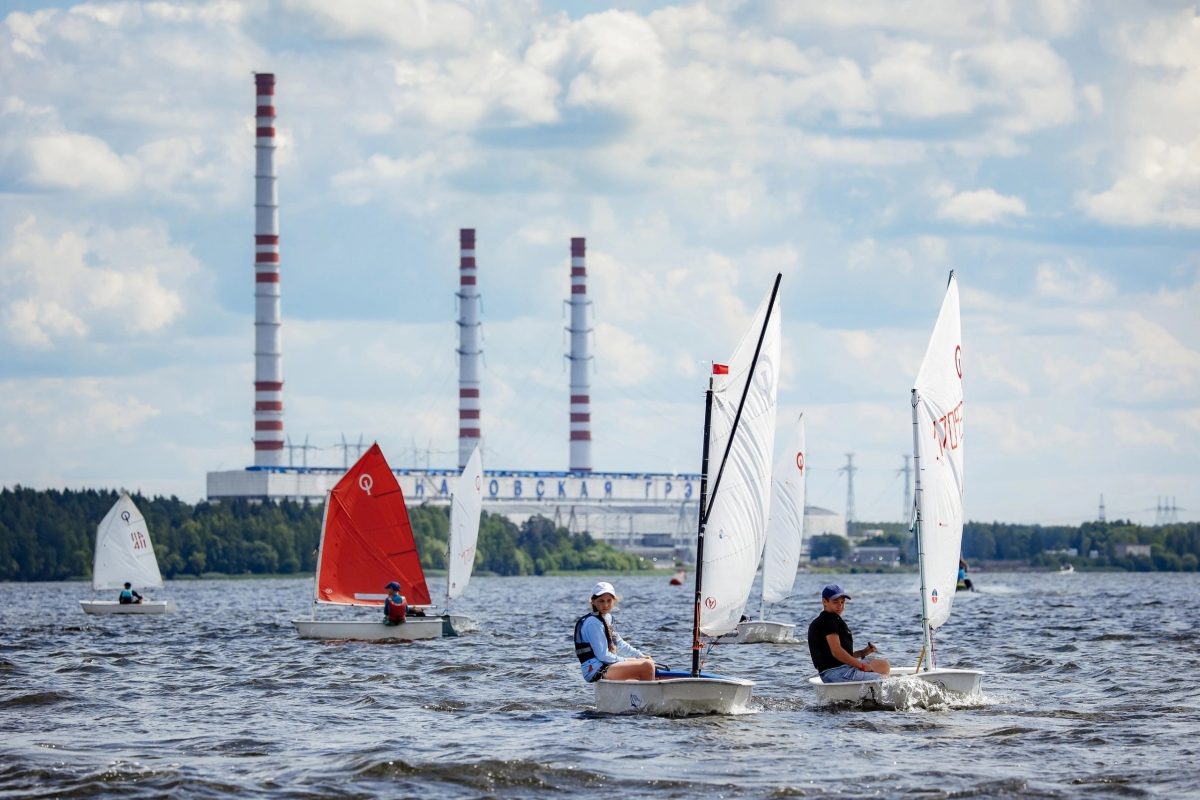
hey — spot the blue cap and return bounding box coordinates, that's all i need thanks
[822,584,851,601]
[385,581,401,590]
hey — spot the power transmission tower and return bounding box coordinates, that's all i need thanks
[839,453,857,532]
[898,455,912,521]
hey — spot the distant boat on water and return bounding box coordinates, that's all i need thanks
[80,492,176,615]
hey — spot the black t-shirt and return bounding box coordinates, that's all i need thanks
[807,610,853,673]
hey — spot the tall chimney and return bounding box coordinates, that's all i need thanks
[568,237,592,472]
[457,228,482,468]
[253,72,284,466]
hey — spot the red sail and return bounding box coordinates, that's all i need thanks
[315,443,431,606]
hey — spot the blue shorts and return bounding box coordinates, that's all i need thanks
[820,665,883,683]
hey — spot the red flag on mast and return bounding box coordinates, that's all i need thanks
[712,363,729,375]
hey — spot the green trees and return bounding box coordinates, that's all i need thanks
[0,487,653,581]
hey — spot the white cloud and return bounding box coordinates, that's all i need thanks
[0,215,197,349]
[1079,135,1200,228]
[1034,261,1116,304]
[938,188,1027,224]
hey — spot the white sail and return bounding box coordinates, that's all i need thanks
[447,445,483,602]
[700,279,781,636]
[913,273,964,630]
[92,492,164,591]
[762,413,805,607]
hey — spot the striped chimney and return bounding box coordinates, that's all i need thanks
[567,237,592,472]
[457,228,482,469]
[252,72,284,466]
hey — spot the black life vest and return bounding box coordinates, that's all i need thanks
[573,611,614,664]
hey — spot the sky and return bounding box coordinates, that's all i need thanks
[1,0,1197,527]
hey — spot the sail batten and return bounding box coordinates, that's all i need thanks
[314,444,431,607]
[92,493,164,591]
[698,275,782,636]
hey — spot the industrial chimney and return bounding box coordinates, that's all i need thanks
[457,228,482,469]
[252,72,284,466]
[567,237,592,472]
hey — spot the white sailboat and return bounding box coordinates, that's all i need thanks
[736,413,805,644]
[809,272,983,705]
[441,444,482,636]
[594,274,781,715]
[80,492,176,615]
[293,444,443,641]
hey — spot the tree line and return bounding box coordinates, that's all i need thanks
[807,519,1200,571]
[0,487,652,582]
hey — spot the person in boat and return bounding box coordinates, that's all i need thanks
[807,584,890,683]
[574,581,656,682]
[118,582,143,604]
[957,558,975,592]
[382,581,407,625]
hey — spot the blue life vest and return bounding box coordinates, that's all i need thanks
[119,589,134,604]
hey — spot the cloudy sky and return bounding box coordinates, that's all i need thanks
[1,0,1197,527]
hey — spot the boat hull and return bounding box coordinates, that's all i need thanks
[807,666,984,707]
[735,619,795,644]
[80,600,176,615]
[594,670,753,716]
[441,613,479,637]
[293,618,443,641]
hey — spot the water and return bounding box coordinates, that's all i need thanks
[1,571,1197,798]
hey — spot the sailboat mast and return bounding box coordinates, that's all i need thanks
[911,387,934,670]
[312,489,333,620]
[691,380,715,678]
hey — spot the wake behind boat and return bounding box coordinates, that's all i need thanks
[80,492,175,615]
[809,273,983,708]
[595,274,781,715]
[293,444,441,642]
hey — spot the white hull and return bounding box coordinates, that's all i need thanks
[594,671,753,716]
[293,618,443,641]
[441,613,479,637]
[807,666,984,707]
[80,599,176,615]
[735,619,795,644]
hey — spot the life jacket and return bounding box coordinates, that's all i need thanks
[573,612,614,664]
[384,594,407,624]
[119,589,134,604]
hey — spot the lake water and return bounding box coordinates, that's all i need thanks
[1,570,1196,798]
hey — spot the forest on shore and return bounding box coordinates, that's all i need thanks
[809,518,1200,572]
[0,487,652,582]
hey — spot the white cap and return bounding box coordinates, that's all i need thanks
[590,581,616,598]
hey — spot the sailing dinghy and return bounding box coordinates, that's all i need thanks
[80,492,175,615]
[293,444,442,641]
[736,413,805,644]
[594,274,781,715]
[809,272,983,705]
[441,445,483,636]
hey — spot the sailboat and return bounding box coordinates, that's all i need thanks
[293,444,443,641]
[735,413,805,644]
[441,444,483,636]
[80,492,176,615]
[809,272,983,704]
[593,274,781,715]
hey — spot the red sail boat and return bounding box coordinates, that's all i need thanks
[293,443,442,640]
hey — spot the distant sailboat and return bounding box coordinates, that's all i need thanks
[441,445,483,636]
[293,444,442,641]
[80,492,176,615]
[809,272,983,705]
[593,274,781,715]
[736,413,805,644]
